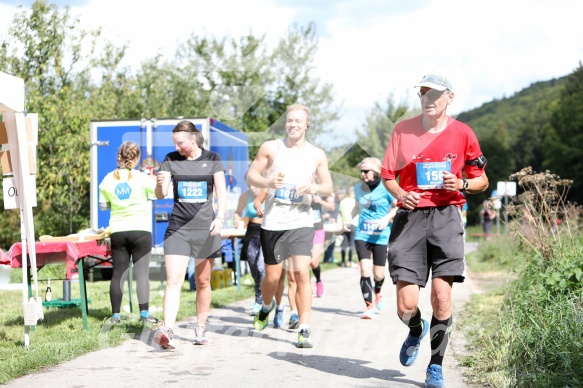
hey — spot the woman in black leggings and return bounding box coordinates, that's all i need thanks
[233,184,265,315]
[99,141,159,325]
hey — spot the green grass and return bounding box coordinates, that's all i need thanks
[0,263,251,384]
[460,233,583,387]
[458,285,513,387]
[465,233,524,273]
[0,260,340,384]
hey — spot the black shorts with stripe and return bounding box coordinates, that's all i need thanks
[260,227,314,265]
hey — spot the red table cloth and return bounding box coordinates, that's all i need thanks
[9,240,111,279]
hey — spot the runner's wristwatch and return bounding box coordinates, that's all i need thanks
[460,179,469,192]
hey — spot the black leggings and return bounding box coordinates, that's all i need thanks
[241,222,264,303]
[341,225,355,263]
[355,240,388,267]
[110,231,152,314]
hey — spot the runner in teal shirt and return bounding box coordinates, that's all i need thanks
[353,157,397,319]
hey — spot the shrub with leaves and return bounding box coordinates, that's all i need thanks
[504,168,583,386]
[464,167,583,387]
[506,166,582,261]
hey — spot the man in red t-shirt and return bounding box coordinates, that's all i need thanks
[381,74,489,387]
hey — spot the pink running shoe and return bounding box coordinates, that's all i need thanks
[153,327,175,350]
[316,281,325,298]
[193,325,208,345]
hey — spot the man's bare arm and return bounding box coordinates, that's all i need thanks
[246,141,278,189]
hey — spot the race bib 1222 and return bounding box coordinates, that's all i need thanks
[177,181,208,203]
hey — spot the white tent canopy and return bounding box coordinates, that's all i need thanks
[0,70,42,348]
[0,71,25,112]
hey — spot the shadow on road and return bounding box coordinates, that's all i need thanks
[269,352,425,387]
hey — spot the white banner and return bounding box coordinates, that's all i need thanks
[3,175,37,209]
[496,181,517,197]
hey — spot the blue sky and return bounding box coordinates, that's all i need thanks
[1,0,582,148]
[271,0,430,37]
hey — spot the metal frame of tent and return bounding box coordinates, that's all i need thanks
[0,71,43,348]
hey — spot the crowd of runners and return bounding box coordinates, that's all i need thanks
[99,74,489,388]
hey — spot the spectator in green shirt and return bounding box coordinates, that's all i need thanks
[99,141,159,325]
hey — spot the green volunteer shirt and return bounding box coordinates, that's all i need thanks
[98,169,157,233]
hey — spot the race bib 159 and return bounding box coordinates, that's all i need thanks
[416,161,451,190]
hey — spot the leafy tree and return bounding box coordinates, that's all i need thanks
[356,93,419,161]
[329,94,417,189]
[0,2,340,248]
[544,62,583,203]
[0,0,129,247]
[144,23,339,157]
[457,74,569,223]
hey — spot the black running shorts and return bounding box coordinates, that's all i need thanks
[355,239,388,267]
[163,228,222,259]
[260,227,314,265]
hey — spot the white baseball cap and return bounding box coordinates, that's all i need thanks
[415,74,453,91]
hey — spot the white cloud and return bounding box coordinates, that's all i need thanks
[314,0,583,136]
[69,0,295,67]
[2,0,583,148]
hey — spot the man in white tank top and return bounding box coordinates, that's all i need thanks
[246,103,333,348]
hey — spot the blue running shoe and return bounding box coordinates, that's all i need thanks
[375,293,387,311]
[253,300,275,330]
[273,306,284,328]
[361,304,376,319]
[288,312,299,329]
[399,318,429,366]
[250,302,262,316]
[425,364,445,387]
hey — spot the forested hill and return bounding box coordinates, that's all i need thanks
[454,64,583,221]
[328,66,583,225]
[458,76,568,141]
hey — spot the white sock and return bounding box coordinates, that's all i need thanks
[299,324,309,331]
[262,301,274,312]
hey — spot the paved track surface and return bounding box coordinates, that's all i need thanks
[5,244,479,388]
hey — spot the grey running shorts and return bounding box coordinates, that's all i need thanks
[388,205,465,287]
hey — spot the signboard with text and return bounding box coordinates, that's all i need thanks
[496,181,517,197]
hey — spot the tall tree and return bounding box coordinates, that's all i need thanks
[0,2,340,247]
[144,23,339,156]
[0,0,129,246]
[329,94,417,188]
[544,62,583,203]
